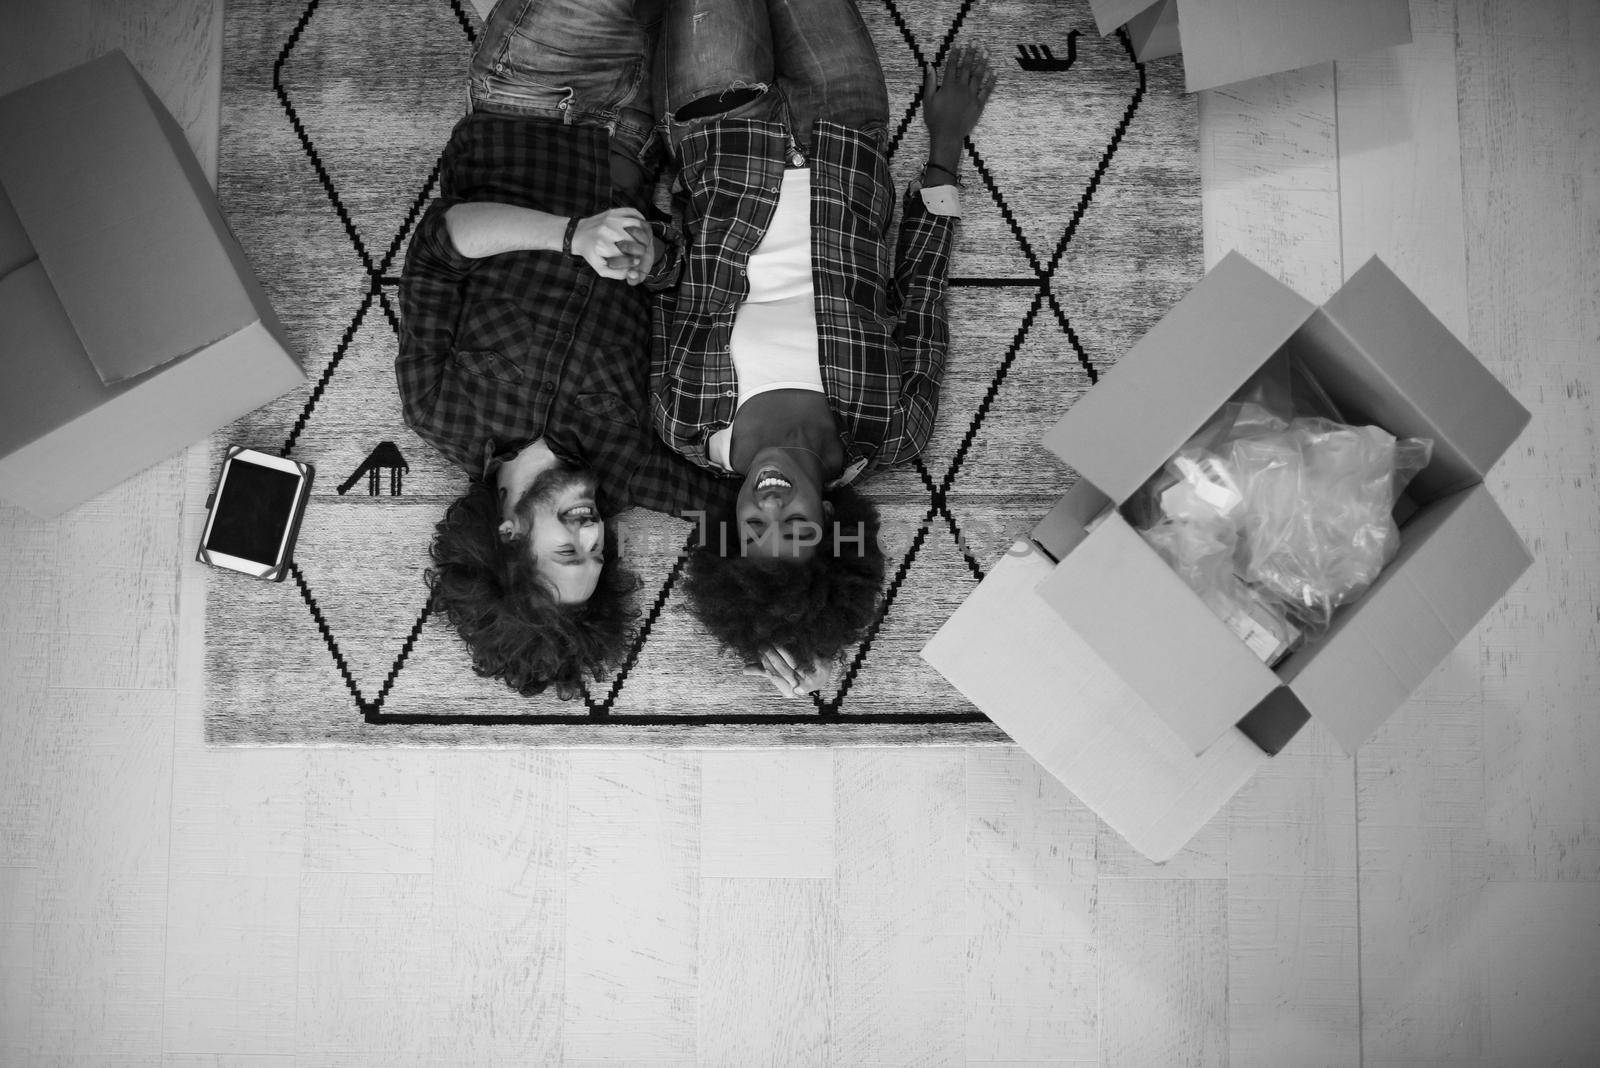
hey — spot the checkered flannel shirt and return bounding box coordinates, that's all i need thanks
[651,119,957,481]
[398,111,715,517]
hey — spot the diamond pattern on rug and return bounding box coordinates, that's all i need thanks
[206,0,1200,743]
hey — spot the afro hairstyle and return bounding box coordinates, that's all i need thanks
[683,481,885,676]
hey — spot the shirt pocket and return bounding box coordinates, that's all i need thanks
[453,348,525,383]
[845,180,889,228]
[839,158,892,231]
[575,390,642,430]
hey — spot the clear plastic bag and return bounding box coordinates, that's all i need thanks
[1141,510,1302,663]
[1132,355,1433,654]
[1229,419,1432,635]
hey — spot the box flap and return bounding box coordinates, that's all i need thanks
[0,261,117,457]
[127,64,300,359]
[1174,0,1412,93]
[1285,484,1532,753]
[1033,512,1281,754]
[1318,256,1529,489]
[1041,251,1314,504]
[0,316,304,516]
[1087,0,1164,36]
[1028,481,1112,562]
[921,541,1268,862]
[0,51,259,385]
[0,181,33,280]
[1126,0,1181,62]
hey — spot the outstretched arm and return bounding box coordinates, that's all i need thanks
[881,46,1000,464]
[443,202,654,282]
[919,43,998,189]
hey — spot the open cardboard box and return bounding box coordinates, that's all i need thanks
[0,51,303,518]
[1087,0,1412,92]
[923,251,1532,860]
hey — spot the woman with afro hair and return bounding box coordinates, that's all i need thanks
[649,0,998,695]
[683,481,884,695]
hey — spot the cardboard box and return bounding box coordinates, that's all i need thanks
[1089,0,1412,92]
[923,252,1532,860]
[1123,0,1180,64]
[1037,250,1532,755]
[0,51,303,518]
[922,538,1271,862]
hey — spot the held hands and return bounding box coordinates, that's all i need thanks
[743,645,832,700]
[921,43,998,160]
[600,227,657,286]
[570,207,654,284]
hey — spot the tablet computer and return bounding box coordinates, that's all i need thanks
[196,447,314,581]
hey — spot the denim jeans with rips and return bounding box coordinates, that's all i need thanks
[657,0,889,157]
[468,0,665,168]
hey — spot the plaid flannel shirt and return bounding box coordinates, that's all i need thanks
[398,112,715,517]
[651,119,956,481]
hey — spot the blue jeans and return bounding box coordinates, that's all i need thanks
[469,0,664,168]
[658,0,889,156]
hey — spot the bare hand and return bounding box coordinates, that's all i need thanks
[600,225,656,286]
[571,208,650,280]
[742,645,831,699]
[922,43,998,154]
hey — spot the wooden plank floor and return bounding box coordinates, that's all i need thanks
[1,0,1596,1062]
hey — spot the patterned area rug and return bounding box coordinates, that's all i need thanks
[205,0,1200,744]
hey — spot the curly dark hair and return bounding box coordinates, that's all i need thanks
[683,482,885,675]
[426,478,638,700]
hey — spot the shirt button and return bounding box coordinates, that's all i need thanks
[768,185,779,193]
[543,382,556,392]
[723,390,735,398]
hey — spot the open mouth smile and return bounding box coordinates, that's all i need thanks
[753,467,792,493]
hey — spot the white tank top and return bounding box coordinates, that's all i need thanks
[708,166,825,473]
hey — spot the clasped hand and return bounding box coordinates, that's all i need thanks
[570,207,654,285]
[743,645,832,700]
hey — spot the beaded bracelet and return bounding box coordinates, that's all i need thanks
[924,162,963,186]
[562,215,581,255]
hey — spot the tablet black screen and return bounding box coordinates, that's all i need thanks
[206,459,300,565]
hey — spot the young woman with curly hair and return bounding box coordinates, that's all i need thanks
[648,0,998,695]
[398,0,721,698]
[426,465,639,700]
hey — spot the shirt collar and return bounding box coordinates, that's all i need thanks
[479,436,582,483]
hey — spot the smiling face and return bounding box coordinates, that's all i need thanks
[520,468,604,602]
[734,454,833,560]
[498,443,604,604]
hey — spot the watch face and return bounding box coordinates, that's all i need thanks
[205,458,301,565]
